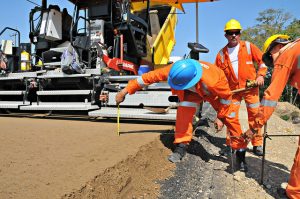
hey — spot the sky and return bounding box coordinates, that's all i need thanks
[0,0,299,63]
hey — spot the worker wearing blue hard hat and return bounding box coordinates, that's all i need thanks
[167,59,203,90]
[116,59,249,171]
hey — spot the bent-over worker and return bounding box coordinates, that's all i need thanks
[116,59,250,171]
[246,34,300,199]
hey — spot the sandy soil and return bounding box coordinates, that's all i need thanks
[0,102,299,199]
[0,115,174,199]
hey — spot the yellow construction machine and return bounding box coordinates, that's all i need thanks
[0,0,216,120]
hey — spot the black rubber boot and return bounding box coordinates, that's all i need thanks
[253,146,263,156]
[219,146,235,156]
[168,143,188,163]
[277,187,288,198]
[236,150,248,172]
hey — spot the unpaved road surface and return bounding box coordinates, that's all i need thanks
[0,102,299,199]
[0,115,174,199]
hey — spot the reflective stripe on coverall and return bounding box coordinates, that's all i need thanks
[126,61,247,149]
[215,41,267,146]
[253,39,300,199]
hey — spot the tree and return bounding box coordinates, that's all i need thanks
[242,8,293,49]
[240,9,299,106]
[286,19,300,38]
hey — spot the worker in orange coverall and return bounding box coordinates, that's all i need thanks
[0,50,7,70]
[245,34,300,199]
[116,59,249,171]
[215,19,267,156]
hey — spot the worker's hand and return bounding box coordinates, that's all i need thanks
[29,80,38,88]
[99,91,109,103]
[214,118,224,132]
[0,60,6,69]
[255,75,264,86]
[242,128,257,143]
[115,88,128,105]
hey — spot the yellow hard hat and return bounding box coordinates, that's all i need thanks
[224,19,242,31]
[262,34,290,53]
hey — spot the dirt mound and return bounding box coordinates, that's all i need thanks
[63,136,175,199]
[0,116,174,199]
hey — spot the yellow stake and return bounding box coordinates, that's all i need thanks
[117,104,120,136]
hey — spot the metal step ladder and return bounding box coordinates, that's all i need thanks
[0,72,37,109]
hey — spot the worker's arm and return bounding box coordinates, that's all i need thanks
[115,65,171,105]
[126,65,171,94]
[214,51,223,68]
[254,64,292,129]
[206,72,233,120]
[250,43,267,86]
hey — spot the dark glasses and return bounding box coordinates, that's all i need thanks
[226,31,241,36]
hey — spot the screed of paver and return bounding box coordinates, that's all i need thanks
[0,116,173,199]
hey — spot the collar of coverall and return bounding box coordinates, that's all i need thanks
[188,86,197,93]
[272,41,294,63]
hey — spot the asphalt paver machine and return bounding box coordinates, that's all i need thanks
[0,0,182,120]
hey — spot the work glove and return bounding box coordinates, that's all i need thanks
[214,118,224,132]
[115,88,128,105]
[243,128,257,143]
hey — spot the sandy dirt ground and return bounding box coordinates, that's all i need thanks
[0,101,299,199]
[0,115,174,199]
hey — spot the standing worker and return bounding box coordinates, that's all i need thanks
[245,34,300,199]
[215,19,267,156]
[116,59,250,171]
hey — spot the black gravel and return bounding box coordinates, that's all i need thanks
[158,119,293,199]
[159,124,238,199]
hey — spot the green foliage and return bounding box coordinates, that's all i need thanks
[280,115,290,121]
[240,9,300,106]
[286,19,300,38]
[241,9,293,49]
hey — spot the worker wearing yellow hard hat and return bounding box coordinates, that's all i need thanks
[262,34,290,53]
[224,18,243,31]
[246,34,300,199]
[261,34,291,66]
[215,19,268,170]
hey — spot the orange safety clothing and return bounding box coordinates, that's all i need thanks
[215,40,266,146]
[126,61,247,149]
[253,39,300,199]
[225,90,262,146]
[215,41,267,90]
[286,139,300,199]
[254,39,300,128]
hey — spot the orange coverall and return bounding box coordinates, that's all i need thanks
[126,61,247,150]
[253,39,300,199]
[215,41,267,146]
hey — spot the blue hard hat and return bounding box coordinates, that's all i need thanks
[168,59,203,90]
